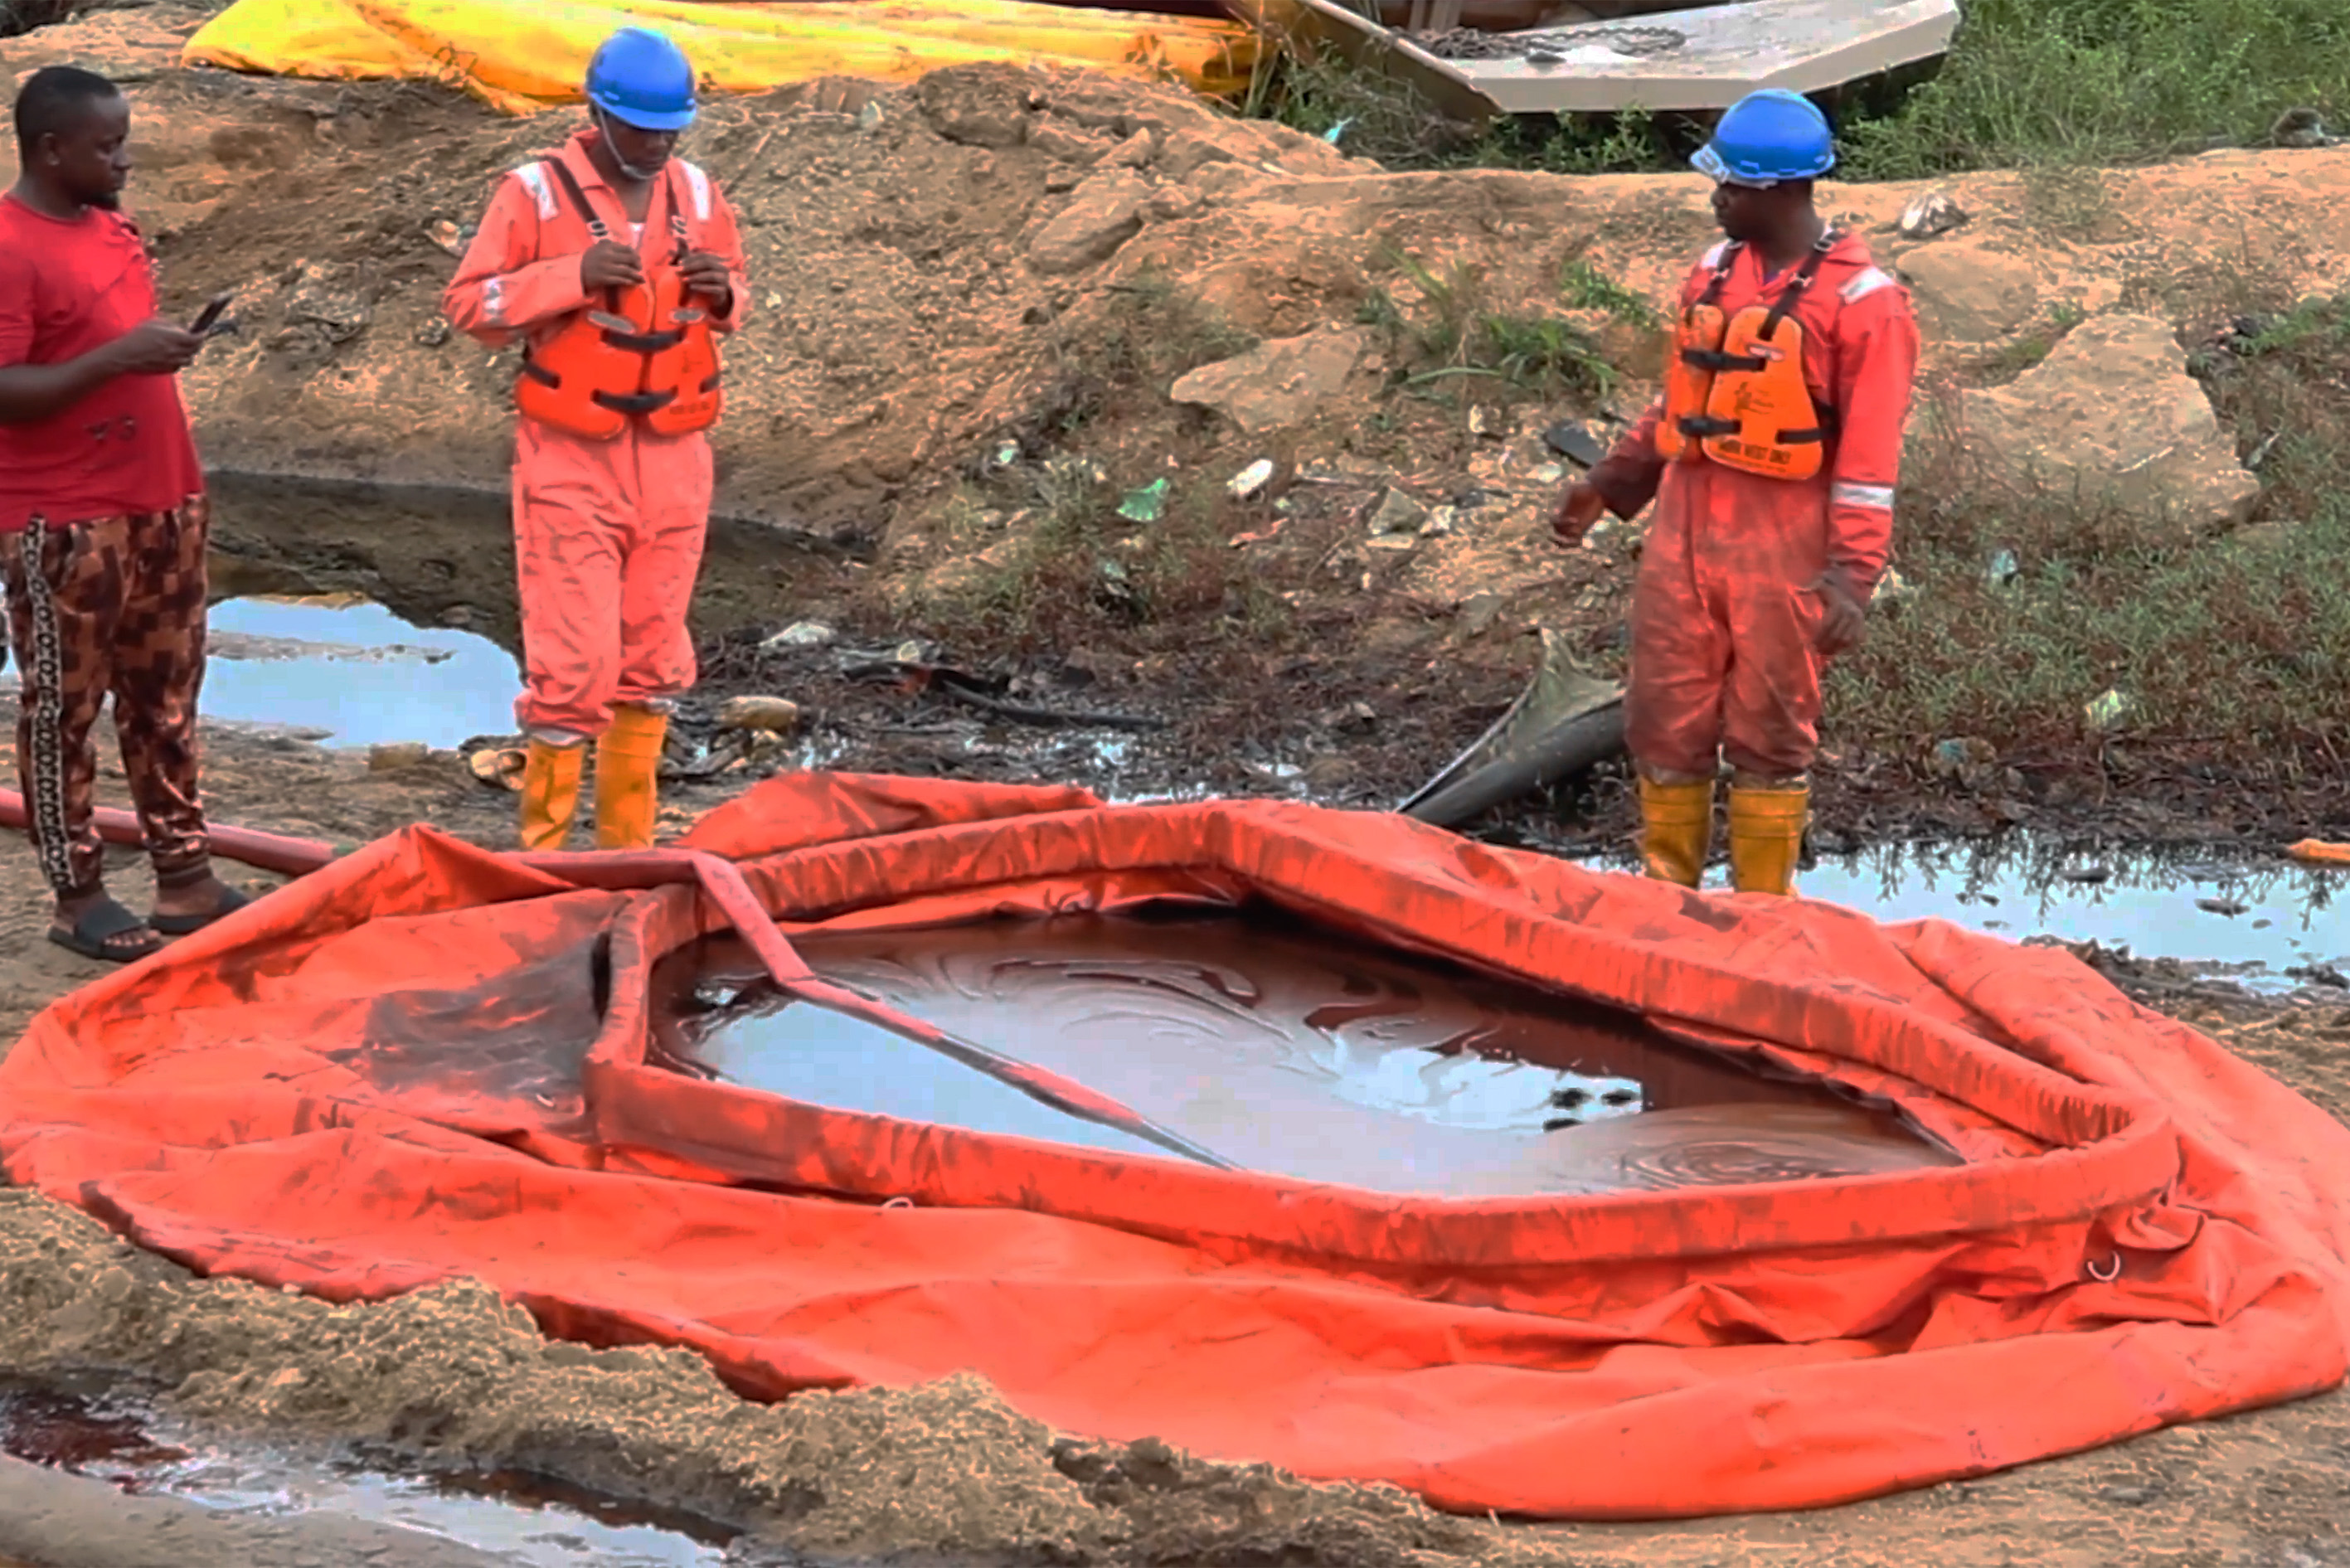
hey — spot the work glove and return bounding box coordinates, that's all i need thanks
[1805,567,1868,656]
[1551,482,1608,547]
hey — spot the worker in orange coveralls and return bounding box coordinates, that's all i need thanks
[1554,90,1919,896]
[444,26,747,850]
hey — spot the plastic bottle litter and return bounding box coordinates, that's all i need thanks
[1227,459,1275,500]
[1987,548,2020,590]
[2085,689,2134,731]
[1117,478,1170,523]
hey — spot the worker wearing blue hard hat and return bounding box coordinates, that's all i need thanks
[444,27,749,852]
[1552,90,1920,896]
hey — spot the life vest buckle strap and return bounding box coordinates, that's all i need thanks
[1681,348,1766,372]
[591,389,680,415]
[1674,415,1740,439]
[602,327,687,355]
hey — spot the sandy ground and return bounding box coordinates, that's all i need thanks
[2,705,2348,1566]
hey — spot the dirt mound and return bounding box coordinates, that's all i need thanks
[0,1185,1498,1562]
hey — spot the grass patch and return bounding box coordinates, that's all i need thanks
[1238,0,2348,177]
[1360,246,1640,404]
[917,461,1291,654]
[920,272,1287,653]
[1971,301,2087,384]
[1828,290,2350,779]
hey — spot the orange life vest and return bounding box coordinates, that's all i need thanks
[513,158,724,441]
[1659,234,1838,482]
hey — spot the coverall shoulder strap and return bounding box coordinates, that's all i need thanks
[541,155,612,244]
[1757,228,1838,337]
[1694,240,1741,305]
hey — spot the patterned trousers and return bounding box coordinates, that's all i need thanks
[2,499,212,899]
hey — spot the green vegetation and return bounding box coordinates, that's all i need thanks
[1241,0,2347,177]
[1360,246,1648,403]
[1826,286,2350,778]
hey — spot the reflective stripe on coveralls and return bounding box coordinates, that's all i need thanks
[442,129,747,744]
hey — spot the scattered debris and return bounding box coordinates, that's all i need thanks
[1898,189,1969,239]
[1226,458,1275,499]
[2197,897,2250,917]
[1986,547,2021,590]
[2085,688,2136,731]
[1116,477,1170,522]
[1543,420,1608,468]
[717,695,803,734]
[762,621,838,652]
[1368,488,1430,536]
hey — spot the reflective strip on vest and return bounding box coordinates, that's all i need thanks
[513,163,558,222]
[1841,267,1896,303]
[1832,482,1896,512]
[677,160,714,224]
[483,275,507,328]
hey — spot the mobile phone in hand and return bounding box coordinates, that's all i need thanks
[189,293,233,337]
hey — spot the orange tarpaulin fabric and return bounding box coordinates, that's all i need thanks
[3,773,2348,1517]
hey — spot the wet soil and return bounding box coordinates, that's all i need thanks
[663,911,1950,1196]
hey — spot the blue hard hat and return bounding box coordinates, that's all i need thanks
[1692,90,1835,186]
[586,27,697,132]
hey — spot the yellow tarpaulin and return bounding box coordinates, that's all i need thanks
[182,0,1260,114]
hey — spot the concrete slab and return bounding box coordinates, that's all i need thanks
[1261,0,1959,115]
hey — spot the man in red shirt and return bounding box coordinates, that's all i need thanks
[1,66,246,963]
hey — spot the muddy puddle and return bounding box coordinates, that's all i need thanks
[1797,838,2347,994]
[0,580,520,753]
[0,1381,731,1567]
[657,910,1955,1197]
[198,594,522,750]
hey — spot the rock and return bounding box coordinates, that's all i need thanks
[1158,131,1236,182]
[1029,121,1112,165]
[1168,327,1370,435]
[1898,241,2040,343]
[1961,315,2261,532]
[367,741,430,772]
[718,695,803,734]
[1027,169,1149,275]
[1368,488,1430,535]
[910,69,1031,148]
[1146,185,1206,221]
[1459,590,1506,635]
[1104,129,1158,169]
[1187,161,1272,205]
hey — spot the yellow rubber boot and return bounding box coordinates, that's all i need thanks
[595,705,669,850]
[518,740,584,852]
[1636,776,1715,887]
[1728,783,1809,896]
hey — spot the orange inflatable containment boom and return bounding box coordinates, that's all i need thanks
[2,774,2348,1520]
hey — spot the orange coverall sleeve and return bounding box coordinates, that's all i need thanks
[443,172,590,348]
[1584,258,1713,519]
[698,179,750,335]
[1822,279,1920,590]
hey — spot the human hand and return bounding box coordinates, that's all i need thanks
[103,319,205,376]
[677,250,732,308]
[580,240,646,293]
[1551,482,1608,547]
[1805,567,1868,656]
